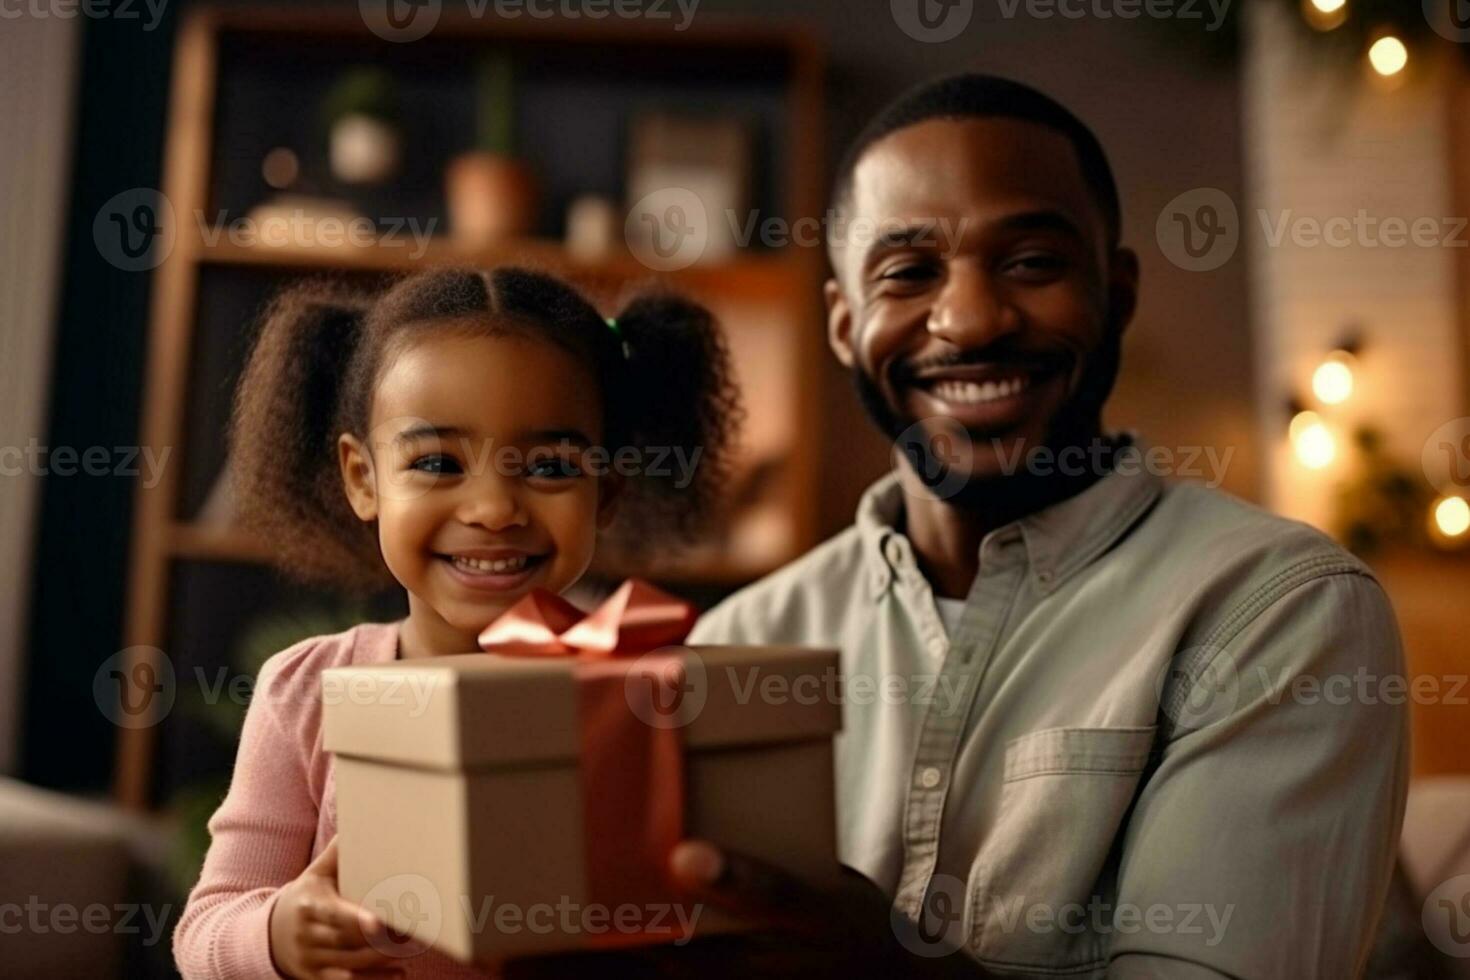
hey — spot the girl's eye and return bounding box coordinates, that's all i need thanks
[527,457,583,480]
[410,454,462,475]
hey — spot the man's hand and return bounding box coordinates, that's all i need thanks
[506,840,988,979]
[665,839,988,978]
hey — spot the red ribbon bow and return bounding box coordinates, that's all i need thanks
[477,579,699,948]
[476,578,699,658]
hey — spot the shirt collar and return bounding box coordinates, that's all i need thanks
[857,432,1164,599]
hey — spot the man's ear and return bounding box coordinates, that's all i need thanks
[338,433,378,521]
[1107,246,1141,337]
[596,472,625,531]
[824,277,856,369]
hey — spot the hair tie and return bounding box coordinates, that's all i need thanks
[605,317,631,360]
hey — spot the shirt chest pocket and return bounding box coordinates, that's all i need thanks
[965,726,1158,975]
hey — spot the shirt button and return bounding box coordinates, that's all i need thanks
[918,766,943,789]
[1037,569,1054,586]
[927,636,946,656]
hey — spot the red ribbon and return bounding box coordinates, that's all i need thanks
[478,579,699,948]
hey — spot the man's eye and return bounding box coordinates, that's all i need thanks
[1005,252,1067,278]
[527,457,583,479]
[410,454,462,475]
[879,263,938,283]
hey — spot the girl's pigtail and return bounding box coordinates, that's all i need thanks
[608,293,743,550]
[229,282,389,592]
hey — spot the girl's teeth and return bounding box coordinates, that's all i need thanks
[931,376,1028,404]
[450,555,530,574]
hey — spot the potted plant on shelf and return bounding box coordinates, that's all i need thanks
[446,54,537,245]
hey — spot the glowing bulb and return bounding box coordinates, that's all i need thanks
[1311,351,1356,405]
[1302,0,1346,29]
[1289,410,1321,443]
[1290,412,1336,469]
[1368,36,1408,77]
[1434,496,1470,538]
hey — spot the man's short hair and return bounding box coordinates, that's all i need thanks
[831,73,1122,248]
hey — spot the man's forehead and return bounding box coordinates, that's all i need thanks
[847,116,1099,231]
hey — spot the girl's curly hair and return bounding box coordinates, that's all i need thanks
[229,266,742,592]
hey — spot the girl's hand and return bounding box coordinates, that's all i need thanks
[268,838,404,979]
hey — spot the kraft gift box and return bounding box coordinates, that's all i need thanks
[321,636,841,965]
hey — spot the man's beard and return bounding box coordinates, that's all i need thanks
[849,331,1125,503]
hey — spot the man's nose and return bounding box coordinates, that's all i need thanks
[926,262,1021,348]
[455,476,528,531]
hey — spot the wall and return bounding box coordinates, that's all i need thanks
[1,17,79,773]
[1243,2,1465,532]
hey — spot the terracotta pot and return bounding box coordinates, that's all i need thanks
[445,152,537,244]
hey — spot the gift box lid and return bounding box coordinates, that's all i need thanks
[321,646,841,771]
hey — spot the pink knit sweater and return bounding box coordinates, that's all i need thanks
[173,622,493,980]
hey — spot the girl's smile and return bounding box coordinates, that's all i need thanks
[437,548,551,593]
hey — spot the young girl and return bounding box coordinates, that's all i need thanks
[173,266,740,980]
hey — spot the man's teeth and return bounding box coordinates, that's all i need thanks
[929,376,1028,404]
[450,554,531,574]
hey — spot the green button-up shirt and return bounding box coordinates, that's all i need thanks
[689,435,1408,978]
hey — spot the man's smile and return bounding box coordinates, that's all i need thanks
[897,356,1069,434]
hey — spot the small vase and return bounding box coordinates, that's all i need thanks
[445,152,536,245]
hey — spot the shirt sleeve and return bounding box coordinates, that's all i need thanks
[172,650,322,980]
[1106,570,1409,979]
[688,596,753,645]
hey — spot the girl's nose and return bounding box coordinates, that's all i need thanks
[454,482,529,531]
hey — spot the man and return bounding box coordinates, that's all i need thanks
[670,74,1408,978]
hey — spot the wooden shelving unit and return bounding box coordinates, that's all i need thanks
[115,7,826,808]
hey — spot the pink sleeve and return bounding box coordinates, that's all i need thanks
[173,644,326,980]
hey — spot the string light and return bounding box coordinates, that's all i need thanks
[1311,350,1356,405]
[1301,0,1347,31]
[1432,496,1470,540]
[1368,36,1409,78]
[1290,411,1336,469]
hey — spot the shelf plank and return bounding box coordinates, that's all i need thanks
[168,523,278,564]
[189,236,807,303]
[198,5,819,54]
